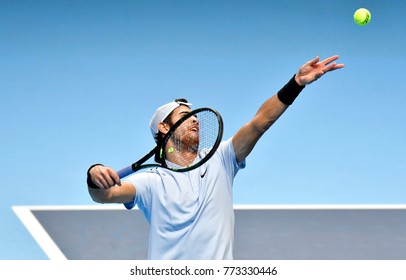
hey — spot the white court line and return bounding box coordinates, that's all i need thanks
[12,204,406,260]
[12,206,67,260]
[13,204,406,211]
[233,204,406,210]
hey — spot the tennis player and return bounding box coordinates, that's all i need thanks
[87,55,344,259]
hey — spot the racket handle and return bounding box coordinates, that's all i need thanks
[117,165,134,179]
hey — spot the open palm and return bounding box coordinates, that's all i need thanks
[296,55,345,86]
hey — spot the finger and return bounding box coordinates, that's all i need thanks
[333,63,345,69]
[94,177,109,189]
[323,62,345,73]
[320,55,340,66]
[322,62,337,73]
[100,170,117,188]
[108,169,122,186]
[307,56,320,66]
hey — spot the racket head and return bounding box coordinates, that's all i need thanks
[160,107,223,172]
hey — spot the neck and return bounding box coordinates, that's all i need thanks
[166,148,197,167]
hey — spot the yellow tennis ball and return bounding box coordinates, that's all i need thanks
[354,8,371,26]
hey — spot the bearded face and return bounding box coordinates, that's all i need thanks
[168,115,200,153]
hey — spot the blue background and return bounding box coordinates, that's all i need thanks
[1,0,405,259]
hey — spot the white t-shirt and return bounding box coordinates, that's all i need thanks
[123,138,245,259]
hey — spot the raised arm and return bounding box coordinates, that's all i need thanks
[232,55,344,163]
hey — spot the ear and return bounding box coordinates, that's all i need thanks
[157,122,170,134]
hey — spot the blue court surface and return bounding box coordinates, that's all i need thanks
[12,204,406,260]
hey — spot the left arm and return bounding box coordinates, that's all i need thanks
[232,55,344,163]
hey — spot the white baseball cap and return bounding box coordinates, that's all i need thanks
[149,100,192,139]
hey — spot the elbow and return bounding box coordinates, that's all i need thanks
[88,188,110,204]
[91,196,105,204]
[251,117,275,135]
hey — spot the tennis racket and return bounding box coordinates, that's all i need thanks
[117,107,223,178]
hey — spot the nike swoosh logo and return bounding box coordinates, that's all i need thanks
[200,168,208,178]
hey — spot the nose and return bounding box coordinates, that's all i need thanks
[191,115,198,123]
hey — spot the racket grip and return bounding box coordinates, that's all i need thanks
[116,165,134,179]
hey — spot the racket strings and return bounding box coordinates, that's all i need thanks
[165,110,220,169]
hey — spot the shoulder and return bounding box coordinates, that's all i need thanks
[123,168,163,187]
[217,138,233,153]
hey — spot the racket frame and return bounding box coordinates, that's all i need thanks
[161,107,223,172]
[117,107,223,178]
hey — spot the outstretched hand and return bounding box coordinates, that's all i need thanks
[295,55,344,86]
